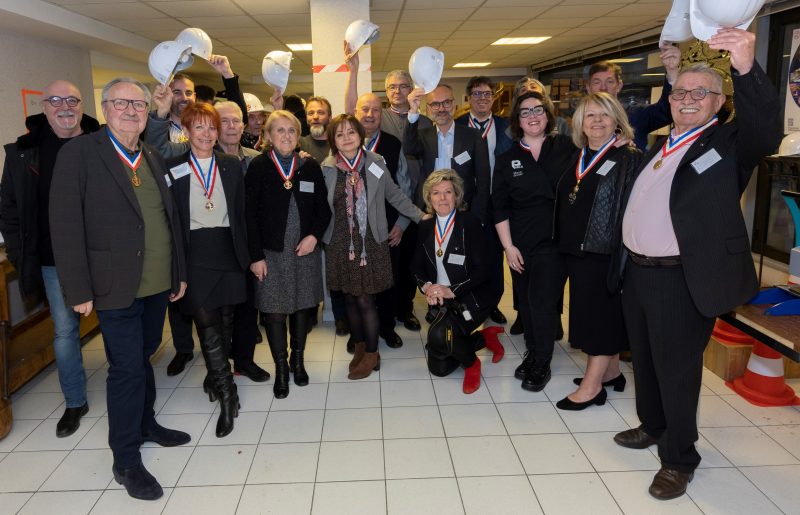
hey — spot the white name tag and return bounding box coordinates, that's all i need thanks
[462,309,473,321]
[368,162,384,179]
[596,160,616,176]
[447,253,465,265]
[170,162,191,179]
[164,174,172,187]
[454,151,471,165]
[691,149,721,175]
[299,180,314,193]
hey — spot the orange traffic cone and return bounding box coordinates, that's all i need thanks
[726,341,800,407]
[713,320,755,345]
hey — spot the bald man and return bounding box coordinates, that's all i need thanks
[353,93,413,349]
[0,80,100,437]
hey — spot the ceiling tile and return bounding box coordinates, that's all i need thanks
[252,13,310,26]
[106,17,187,32]
[177,15,259,29]
[370,10,400,24]
[480,0,558,7]
[67,2,166,19]
[401,9,470,22]
[514,17,593,30]
[404,0,483,7]
[234,0,310,15]
[539,4,622,18]
[150,0,244,17]
[200,27,268,38]
[609,3,671,16]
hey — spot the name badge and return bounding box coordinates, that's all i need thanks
[448,253,465,265]
[170,162,191,179]
[596,160,616,176]
[164,174,172,187]
[691,149,721,175]
[462,309,473,321]
[299,181,314,193]
[454,151,471,165]
[368,162,384,179]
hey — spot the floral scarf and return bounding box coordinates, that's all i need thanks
[336,149,368,266]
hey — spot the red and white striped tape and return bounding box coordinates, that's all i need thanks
[312,63,372,73]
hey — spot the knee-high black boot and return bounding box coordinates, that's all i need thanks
[199,325,239,437]
[221,311,234,359]
[289,310,310,386]
[264,318,290,398]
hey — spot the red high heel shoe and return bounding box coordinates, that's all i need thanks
[480,326,505,363]
[463,358,482,394]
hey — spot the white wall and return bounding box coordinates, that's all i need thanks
[0,28,94,165]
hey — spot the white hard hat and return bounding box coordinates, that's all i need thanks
[689,0,764,42]
[779,133,800,156]
[262,51,293,90]
[345,19,380,55]
[409,47,445,94]
[660,0,693,45]
[149,40,193,86]
[176,28,213,60]
[243,92,266,113]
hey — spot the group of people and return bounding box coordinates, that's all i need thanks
[0,26,781,503]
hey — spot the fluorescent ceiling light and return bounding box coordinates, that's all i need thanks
[492,37,550,45]
[287,43,312,51]
[607,58,642,63]
[453,62,491,68]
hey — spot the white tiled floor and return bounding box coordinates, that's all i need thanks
[1,286,799,515]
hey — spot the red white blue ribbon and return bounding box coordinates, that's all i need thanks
[269,149,298,183]
[435,209,456,255]
[575,134,616,184]
[468,115,494,140]
[188,152,217,201]
[107,128,142,171]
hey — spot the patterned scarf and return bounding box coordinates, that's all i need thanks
[336,150,368,266]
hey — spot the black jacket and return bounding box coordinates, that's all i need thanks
[166,150,251,272]
[412,211,494,314]
[244,152,330,261]
[0,113,100,306]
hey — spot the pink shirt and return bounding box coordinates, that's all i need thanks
[622,142,693,257]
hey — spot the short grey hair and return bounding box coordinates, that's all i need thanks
[101,77,152,105]
[677,63,724,94]
[214,100,243,120]
[385,70,412,89]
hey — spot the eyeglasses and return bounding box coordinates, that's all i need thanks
[519,106,546,118]
[428,99,454,110]
[470,90,493,99]
[669,88,721,101]
[387,84,411,92]
[104,99,149,112]
[44,96,81,108]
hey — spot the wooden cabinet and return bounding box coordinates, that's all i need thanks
[0,253,99,439]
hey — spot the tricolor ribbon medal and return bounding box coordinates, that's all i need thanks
[107,128,143,187]
[435,209,456,258]
[339,149,364,185]
[270,149,298,190]
[654,115,718,170]
[468,116,494,140]
[189,152,218,211]
[365,132,381,152]
[569,134,616,205]
[519,140,532,153]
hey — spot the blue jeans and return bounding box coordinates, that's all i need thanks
[41,266,86,408]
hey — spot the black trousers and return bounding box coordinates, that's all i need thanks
[168,301,195,354]
[621,262,714,473]
[484,222,504,309]
[375,230,404,334]
[511,246,565,363]
[97,291,169,468]
[231,274,259,368]
[395,224,419,317]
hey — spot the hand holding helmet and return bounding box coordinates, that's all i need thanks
[707,27,755,74]
[152,84,173,118]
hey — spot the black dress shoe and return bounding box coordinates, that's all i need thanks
[113,462,163,500]
[346,336,355,354]
[489,307,507,324]
[381,331,403,348]
[166,352,193,376]
[514,351,536,380]
[234,361,270,382]
[335,319,350,336]
[399,312,421,331]
[509,317,524,335]
[556,388,607,411]
[254,332,263,343]
[649,467,694,500]
[614,427,658,449]
[142,422,191,447]
[522,362,551,392]
[56,403,89,438]
[572,373,626,392]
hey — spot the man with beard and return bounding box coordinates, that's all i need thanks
[0,80,99,437]
[299,96,333,163]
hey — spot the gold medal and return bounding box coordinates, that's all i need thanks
[205,200,214,211]
[283,180,292,190]
[436,248,444,257]
[653,159,663,170]
[131,173,141,187]
[349,175,357,186]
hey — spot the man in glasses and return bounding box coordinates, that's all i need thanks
[612,29,781,500]
[50,77,188,501]
[405,84,491,226]
[0,80,99,438]
[455,77,513,325]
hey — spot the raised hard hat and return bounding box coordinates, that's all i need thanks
[149,40,193,86]
[409,47,445,94]
[243,92,266,113]
[689,0,764,41]
[345,19,380,55]
[262,51,293,90]
[176,28,213,60]
[661,0,693,44]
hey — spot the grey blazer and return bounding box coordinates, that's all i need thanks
[321,150,424,245]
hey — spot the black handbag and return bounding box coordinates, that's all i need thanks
[426,300,471,357]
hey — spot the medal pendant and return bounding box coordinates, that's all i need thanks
[283,180,293,190]
[131,173,141,187]
[568,191,577,205]
[653,159,663,170]
[436,248,444,257]
[205,200,214,211]
[349,176,357,186]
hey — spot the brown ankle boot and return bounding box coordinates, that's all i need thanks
[349,351,380,380]
[349,342,366,373]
